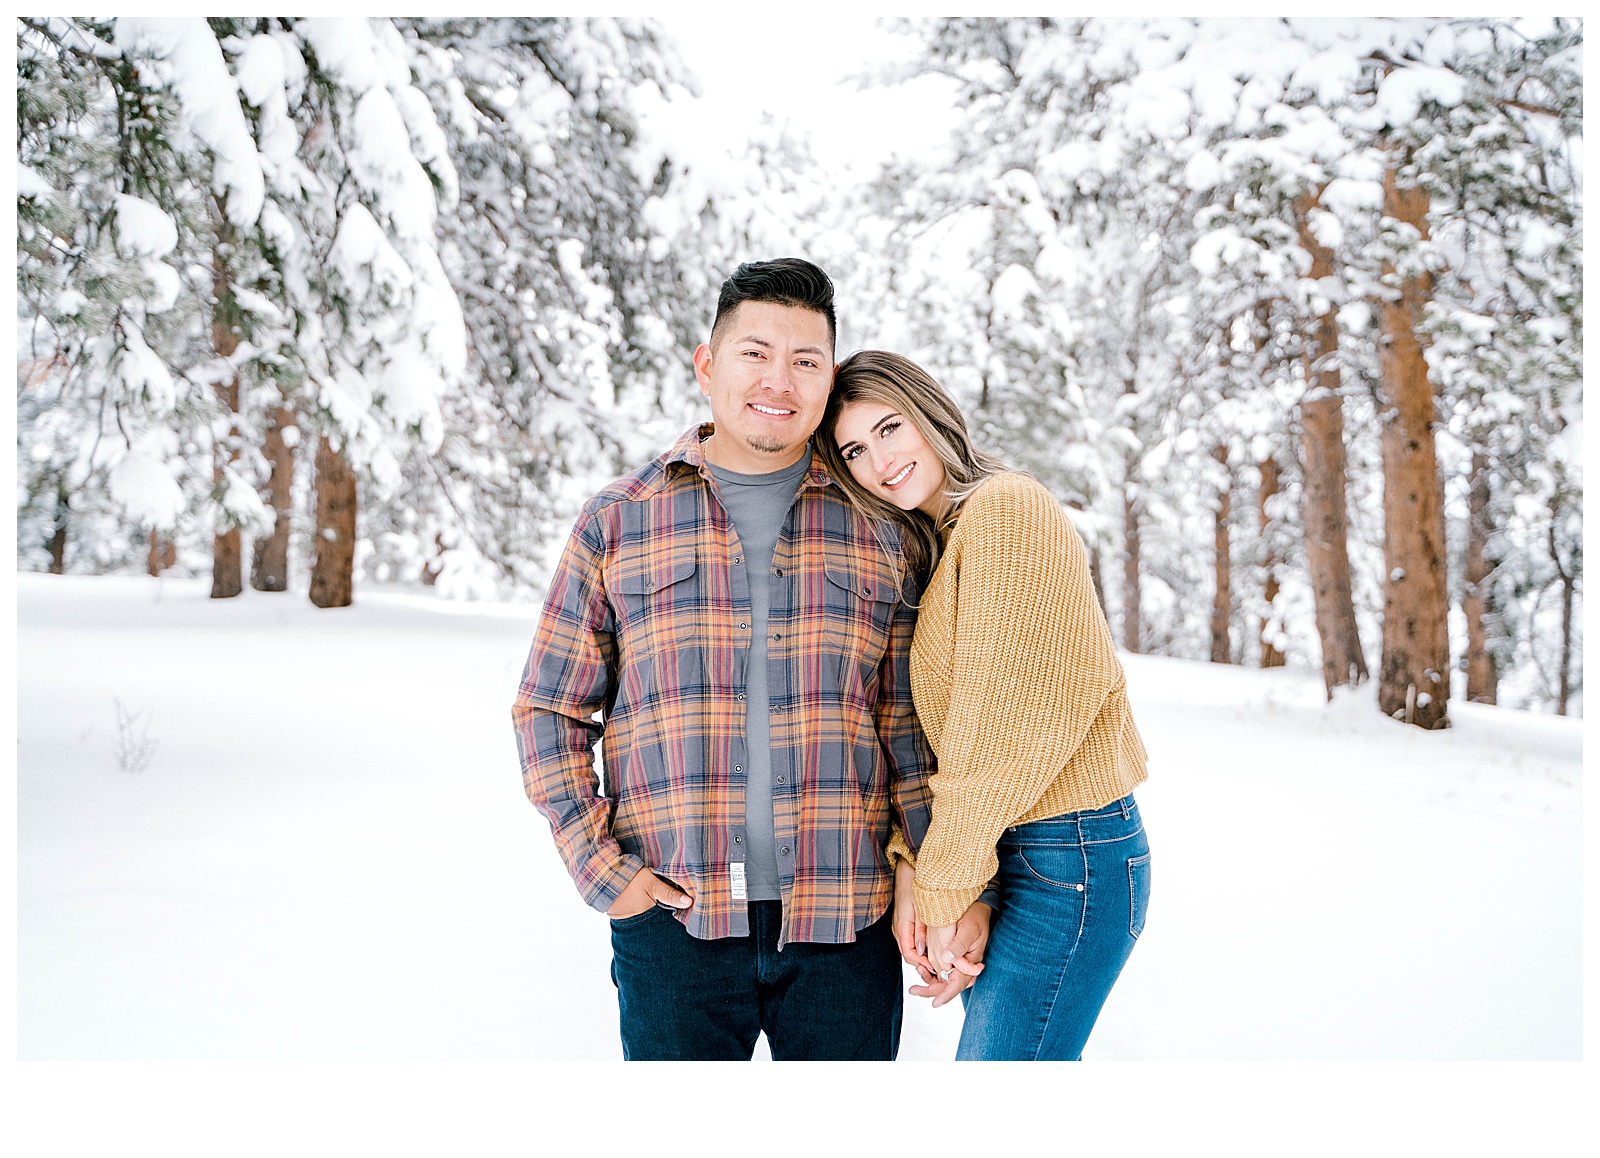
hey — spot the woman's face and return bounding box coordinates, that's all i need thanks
[832,399,948,518]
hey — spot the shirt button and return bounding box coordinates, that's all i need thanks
[775,776,786,785]
[734,557,742,565]
[734,764,743,773]
[738,622,748,630]
[736,692,747,701]
[780,846,791,856]
[733,835,742,845]
[771,633,780,641]
[773,567,783,577]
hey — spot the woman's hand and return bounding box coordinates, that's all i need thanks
[891,859,933,980]
[911,901,992,1008]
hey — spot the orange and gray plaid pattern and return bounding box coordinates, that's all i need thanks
[512,425,934,947]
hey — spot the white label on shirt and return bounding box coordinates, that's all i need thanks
[729,861,748,901]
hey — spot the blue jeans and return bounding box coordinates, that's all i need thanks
[609,899,903,1060]
[956,795,1151,1060]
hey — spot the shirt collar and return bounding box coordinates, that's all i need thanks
[666,423,838,491]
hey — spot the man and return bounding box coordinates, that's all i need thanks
[512,258,934,1060]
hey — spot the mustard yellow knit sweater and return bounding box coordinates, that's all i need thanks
[899,472,1148,928]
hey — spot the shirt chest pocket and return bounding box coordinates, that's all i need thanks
[819,561,900,677]
[612,554,700,637]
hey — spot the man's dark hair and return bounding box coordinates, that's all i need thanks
[709,258,837,353]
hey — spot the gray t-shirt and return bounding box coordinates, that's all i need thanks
[707,449,812,902]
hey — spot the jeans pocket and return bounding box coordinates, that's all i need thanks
[609,903,672,930]
[1126,853,1151,939]
[1012,843,1086,892]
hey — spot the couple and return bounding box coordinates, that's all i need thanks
[512,258,1150,1061]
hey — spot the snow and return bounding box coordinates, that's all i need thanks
[294,17,404,95]
[329,203,412,300]
[636,13,959,180]
[139,258,182,314]
[1372,64,1467,127]
[1291,47,1365,105]
[378,341,448,453]
[1190,226,1254,277]
[15,574,1581,1063]
[113,323,177,412]
[107,454,186,529]
[17,161,53,200]
[112,194,178,259]
[1181,148,1222,192]
[113,17,266,227]
[348,87,439,243]
[9,20,1588,1125]
[218,466,273,535]
[1321,174,1386,216]
[232,30,287,109]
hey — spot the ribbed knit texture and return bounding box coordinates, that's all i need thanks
[906,472,1148,927]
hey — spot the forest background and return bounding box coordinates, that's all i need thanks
[7,14,1589,1150]
[14,16,1583,726]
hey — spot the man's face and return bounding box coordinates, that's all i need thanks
[693,301,834,473]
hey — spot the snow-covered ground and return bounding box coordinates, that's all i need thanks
[15,572,1582,1061]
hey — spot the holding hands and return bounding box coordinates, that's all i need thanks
[891,859,991,1008]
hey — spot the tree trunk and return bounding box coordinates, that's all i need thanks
[1120,370,1141,654]
[420,531,446,587]
[1211,445,1233,664]
[210,227,244,600]
[1462,451,1497,704]
[1258,455,1287,668]
[251,403,296,592]
[1377,158,1450,729]
[1121,476,1142,654]
[1552,523,1575,716]
[309,434,357,609]
[47,482,68,575]
[147,531,176,577]
[1295,189,1369,696]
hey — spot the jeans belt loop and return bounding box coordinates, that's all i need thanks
[1120,796,1132,820]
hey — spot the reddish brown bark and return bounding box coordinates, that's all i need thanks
[210,231,243,600]
[1462,451,1497,704]
[1121,477,1142,654]
[147,531,176,577]
[1120,371,1141,654]
[250,404,295,592]
[1552,523,1576,716]
[309,434,357,609]
[1211,445,1233,664]
[1377,158,1450,729]
[47,483,68,575]
[1295,190,1369,695]
[420,532,447,587]
[1258,455,1287,668]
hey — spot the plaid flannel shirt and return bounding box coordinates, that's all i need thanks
[513,425,934,948]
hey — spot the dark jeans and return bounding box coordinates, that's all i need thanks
[609,899,903,1060]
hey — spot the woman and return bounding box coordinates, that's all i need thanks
[817,350,1151,1061]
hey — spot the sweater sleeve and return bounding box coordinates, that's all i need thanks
[913,474,1126,927]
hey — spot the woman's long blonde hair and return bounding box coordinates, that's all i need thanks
[816,350,1010,585]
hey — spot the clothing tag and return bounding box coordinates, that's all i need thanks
[729,861,748,901]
